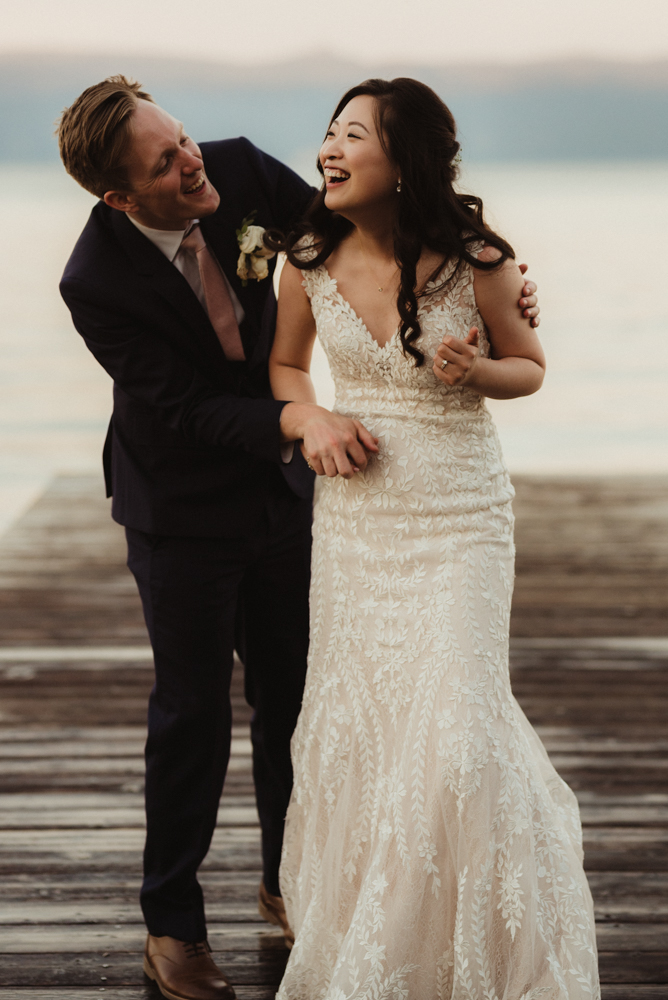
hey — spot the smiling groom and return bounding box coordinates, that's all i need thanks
[57,75,541,1000]
[57,76,330,1000]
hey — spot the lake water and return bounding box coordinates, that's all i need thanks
[0,160,667,536]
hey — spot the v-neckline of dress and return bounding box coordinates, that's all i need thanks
[321,265,399,354]
[320,262,453,355]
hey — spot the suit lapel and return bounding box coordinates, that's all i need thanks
[112,205,275,374]
[112,212,229,371]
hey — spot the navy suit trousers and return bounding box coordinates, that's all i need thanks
[126,494,312,941]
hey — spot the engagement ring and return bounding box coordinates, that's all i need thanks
[440,359,448,370]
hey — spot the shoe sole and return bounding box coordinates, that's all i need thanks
[258,896,295,950]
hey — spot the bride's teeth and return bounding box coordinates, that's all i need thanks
[186,177,204,193]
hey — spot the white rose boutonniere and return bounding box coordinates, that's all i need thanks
[236,212,276,286]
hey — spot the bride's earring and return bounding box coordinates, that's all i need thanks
[396,179,402,193]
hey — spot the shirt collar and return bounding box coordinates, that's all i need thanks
[127,215,200,262]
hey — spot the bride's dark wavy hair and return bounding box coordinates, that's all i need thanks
[277,77,515,366]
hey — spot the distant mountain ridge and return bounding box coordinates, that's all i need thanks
[2,50,667,163]
[5,50,668,87]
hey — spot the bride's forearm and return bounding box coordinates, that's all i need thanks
[270,362,318,407]
[270,361,321,443]
[465,356,545,399]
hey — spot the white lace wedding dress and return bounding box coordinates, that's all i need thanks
[277,256,600,1000]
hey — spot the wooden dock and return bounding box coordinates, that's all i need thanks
[0,473,667,999]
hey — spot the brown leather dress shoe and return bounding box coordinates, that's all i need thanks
[143,934,236,1000]
[257,881,295,949]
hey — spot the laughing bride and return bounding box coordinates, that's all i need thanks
[269,77,600,1000]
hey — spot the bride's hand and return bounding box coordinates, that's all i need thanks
[299,410,379,479]
[518,264,540,328]
[433,326,480,386]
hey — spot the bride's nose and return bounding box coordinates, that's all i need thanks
[323,134,343,159]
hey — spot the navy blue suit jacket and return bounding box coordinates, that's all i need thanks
[60,138,315,537]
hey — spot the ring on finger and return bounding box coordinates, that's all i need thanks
[440,359,448,370]
[305,457,316,472]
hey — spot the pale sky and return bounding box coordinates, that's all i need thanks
[2,0,667,65]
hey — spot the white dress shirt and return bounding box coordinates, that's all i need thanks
[128,215,245,326]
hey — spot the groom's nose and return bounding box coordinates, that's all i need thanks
[181,150,202,173]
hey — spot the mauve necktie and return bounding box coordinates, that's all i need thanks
[179,224,246,362]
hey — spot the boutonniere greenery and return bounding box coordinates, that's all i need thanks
[236,211,276,285]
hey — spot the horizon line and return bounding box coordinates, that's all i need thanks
[3,47,668,71]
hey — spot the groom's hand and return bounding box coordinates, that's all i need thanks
[518,264,540,328]
[281,402,379,479]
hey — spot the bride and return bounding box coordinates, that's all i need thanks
[269,78,599,1000]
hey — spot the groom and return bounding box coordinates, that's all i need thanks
[58,76,541,1000]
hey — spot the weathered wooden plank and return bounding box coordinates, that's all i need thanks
[0,823,262,877]
[0,923,286,953]
[584,829,668,871]
[596,926,668,951]
[601,989,668,999]
[0,737,253,759]
[588,872,668,896]
[0,760,145,777]
[0,724,248,742]
[0,806,259,829]
[0,850,262,875]
[0,756,250,777]
[598,952,668,984]
[551,757,668,770]
[0,648,152,661]
[0,870,263,904]
[514,638,668,653]
[0,901,265,925]
[595,901,668,923]
[0,952,289,987]
[0,773,255,794]
[0,692,252,727]
[0,792,254,809]
[0,993,277,1000]
[580,806,668,826]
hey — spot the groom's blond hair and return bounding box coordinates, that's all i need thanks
[57,75,154,199]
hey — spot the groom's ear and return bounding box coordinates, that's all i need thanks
[104,190,139,214]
